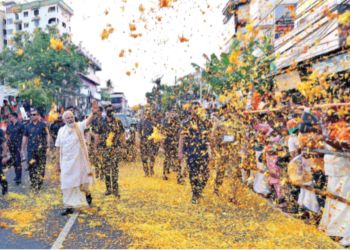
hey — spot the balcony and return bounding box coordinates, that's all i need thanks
[77,44,102,71]
[79,72,101,86]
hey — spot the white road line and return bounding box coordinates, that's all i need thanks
[51,210,80,249]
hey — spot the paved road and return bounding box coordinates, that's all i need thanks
[0,155,127,249]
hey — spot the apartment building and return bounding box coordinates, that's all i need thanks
[0,0,73,51]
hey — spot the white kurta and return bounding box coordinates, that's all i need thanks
[55,121,90,190]
[319,144,350,246]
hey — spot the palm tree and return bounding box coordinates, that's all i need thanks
[106,79,113,89]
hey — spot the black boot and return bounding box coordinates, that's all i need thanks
[86,194,92,206]
[2,181,8,196]
[61,208,75,216]
[105,190,112,196]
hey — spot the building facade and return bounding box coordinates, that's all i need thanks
[1,0,73,51]
[110,92,129,114]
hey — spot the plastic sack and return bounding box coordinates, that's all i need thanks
[288,155,313,185]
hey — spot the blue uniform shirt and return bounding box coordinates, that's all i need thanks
[24,121,48,151]
[6,121,25,148]
[180,116,211,157]
[0,129,5,156]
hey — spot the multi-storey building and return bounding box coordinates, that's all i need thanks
[1,0,73,51]
[0,0,103,108]
[110,92,129,114]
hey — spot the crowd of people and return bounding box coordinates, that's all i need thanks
[1,84,350,246]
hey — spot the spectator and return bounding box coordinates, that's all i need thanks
[0,127,8,195]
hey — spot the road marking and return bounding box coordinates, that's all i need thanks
[51,210,80,249]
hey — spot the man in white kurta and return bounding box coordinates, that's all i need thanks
[55,101,98,216]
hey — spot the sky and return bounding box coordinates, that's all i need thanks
[65,0,228,106]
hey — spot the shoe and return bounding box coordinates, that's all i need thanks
[213,188,219,196]
[113,193,120,199]
[2,186,8,196]
[177,179,185,185]
[105,190,112,196]
[15,181,21,186]
[144,173,149,177]
[86,194,92,206]
[282,207,298,214]
[95,174,99,179]
[191,195,199,204]
[150,170,155,176]
[61,208,75,216]
[162,176,168,181]
[229,198,240,205]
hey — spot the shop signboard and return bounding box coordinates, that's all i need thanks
[275,0,339,69]
[312,52,350,75]
[275,70,301,91]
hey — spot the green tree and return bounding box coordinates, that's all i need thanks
[101,91,111,101]
[0,25,89,97]
[106,79,113,89]
[17,80,54,107]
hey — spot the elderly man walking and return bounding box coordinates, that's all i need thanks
[55,100,98,216]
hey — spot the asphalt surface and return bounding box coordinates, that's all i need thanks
[0,153,128,249]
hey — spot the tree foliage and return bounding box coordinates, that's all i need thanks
[0,25,89,97]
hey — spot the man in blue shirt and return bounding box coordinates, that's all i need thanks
[136,109,157,177]
[0,128,8,195]
[6,112,25,185]
[21,109,50,191]
[178,101,212,204]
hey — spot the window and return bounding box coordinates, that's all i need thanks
[7,29,13,35]
[3,19,6,25]
[3,30,6,36]
[16,24,22,31]
[4,40,7,46]
[48,6,56,13]
[24,22,29,28]
[62,22,66,28]
[15,14,19,20]
[34,9,39,16]
[112,98,122,104]
[24,12,28,17]
[48,18,56,24]
[34,20,39,27]
[6,8,11,14]
[7,19,13,25]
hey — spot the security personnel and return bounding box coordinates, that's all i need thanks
[94,104,125,197]
[161,107,183,183]
[211,105,237,202]
[6,112,25,185]
[0,128,8,195]
[136,109,157,177]
[21,109,50,191]
[90,107,104,179]
[127,120,137,162]
[178,101,212,204]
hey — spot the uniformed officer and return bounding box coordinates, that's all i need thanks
[178,101,212,204]
[21,109,51,191]
[90,107,104,179]
[6,112,25,185]
[94,104,125,197]
[126,120,137,162]
[136,109,157,177]
[211,105,238,203]
[161,107,183,183]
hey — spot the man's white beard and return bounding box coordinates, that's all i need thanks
[67,122,75,128]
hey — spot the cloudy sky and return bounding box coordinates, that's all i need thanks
[66,0,227,106]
